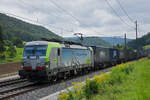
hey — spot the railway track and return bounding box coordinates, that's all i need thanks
[0,67,110,100]
[0,77,20,85]
[0,82,35,100]
[0,78,27,87]
[0,78,54,100]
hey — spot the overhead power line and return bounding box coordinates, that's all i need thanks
[48,0,106,36]
[115,0,134,23]
[104,0,134,29]
[49,0,81,24]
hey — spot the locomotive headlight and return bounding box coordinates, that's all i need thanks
[45,62,49,68]
[46,65,49,68]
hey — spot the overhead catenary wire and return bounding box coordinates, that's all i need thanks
[48,0,107,36]
[19,0,79,36]
[19,0,112,37]
[48,0,81,24]
[115,0,134,23]
[104,0,135,29]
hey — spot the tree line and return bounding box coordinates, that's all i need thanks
[0,25,24,59]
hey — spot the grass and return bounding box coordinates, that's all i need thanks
[0,48,23,64]
[143,45,150,49]
[92,59,150,100]
[59,58,150,100]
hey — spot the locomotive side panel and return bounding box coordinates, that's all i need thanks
[61,48,73,67]
[61,48,92,68]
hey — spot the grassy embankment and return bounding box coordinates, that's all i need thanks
[59,58,150,100]
[143,45,150,49]
[0,48,23,64]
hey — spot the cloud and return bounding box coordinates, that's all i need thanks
[0,0,149,39]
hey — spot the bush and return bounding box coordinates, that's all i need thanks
[4,40,13,46]
[59,92,69,100]
[93,73,109,92]
[0,53,5,59]
[83,79,99,99]
[7,46,17,58]
[108,64,134,85]
[12,37,24,48]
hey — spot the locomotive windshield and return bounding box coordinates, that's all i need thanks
[23,45,47,56]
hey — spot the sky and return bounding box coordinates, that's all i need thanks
[0,0,149,39]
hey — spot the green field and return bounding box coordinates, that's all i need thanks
[0,48,23,64]
[59,58,150,100]
[143,45,150,49]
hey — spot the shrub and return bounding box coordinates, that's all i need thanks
[93,73,109,92]
[108,63,134,85]
[83,79,99,99]
[59,92,69,100]
[4,40,13,46]
[12,37,24,48]
[0,53,5,59]
[7,46,17,58]
[73,82,85,100]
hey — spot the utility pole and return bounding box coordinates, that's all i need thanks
[135,20,138,45]
[124,33,127,61]
[135,20,138,58]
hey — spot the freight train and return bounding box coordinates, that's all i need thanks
[19,40,147,82]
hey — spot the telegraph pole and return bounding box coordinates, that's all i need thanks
[125,33,127,49]
[124,33,127,61]
[135,20,138,58]
[135,20,138,45]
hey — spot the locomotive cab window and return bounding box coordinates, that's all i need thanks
[23,45,47,57]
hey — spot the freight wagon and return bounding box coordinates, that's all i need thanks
[91,46,119,68]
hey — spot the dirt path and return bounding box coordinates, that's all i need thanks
[0,62,21,75]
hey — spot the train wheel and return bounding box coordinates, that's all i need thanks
[52,75,57,82]
[64,73,67,80]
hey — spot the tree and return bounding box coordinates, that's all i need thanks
[114,44,124,50]
[4,40,13,46]
[7,46,17,58]
[0,26,5,52]
[12,37,24,48]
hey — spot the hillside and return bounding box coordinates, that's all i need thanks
[127,32,150,49]
[100,37,132,45]
[0,13,63,41]
[65,37,112,47]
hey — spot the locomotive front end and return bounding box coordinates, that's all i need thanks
[19,41,49,80]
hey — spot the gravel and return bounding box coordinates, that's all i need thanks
[8,68,111,100]
[0,75,19,83]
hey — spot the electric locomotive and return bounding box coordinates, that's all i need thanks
[19,41,94,81]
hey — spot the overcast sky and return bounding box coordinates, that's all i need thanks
[0,0,149,39]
